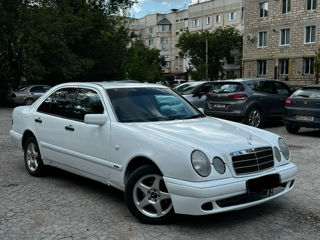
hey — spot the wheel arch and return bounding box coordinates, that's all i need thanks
[124,156,163,186]
[22,130,37,149]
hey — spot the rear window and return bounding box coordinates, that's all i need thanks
[292,88,320,98]
[173,82,202,95]
[210,83,244,94]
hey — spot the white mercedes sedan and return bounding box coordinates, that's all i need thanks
[10,82,297,224]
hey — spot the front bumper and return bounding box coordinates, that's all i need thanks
[164,163,297,215]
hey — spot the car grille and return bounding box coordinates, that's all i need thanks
[230,147,274,175]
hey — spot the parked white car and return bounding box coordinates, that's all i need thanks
[10,82,297,224]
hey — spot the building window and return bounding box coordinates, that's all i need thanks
[176,31,179,35]
[303,58,314,75]
[216,15,221,23]
[305,26,316,43]
[229,12,236,21]
[258,31,267,47]
[279,59,289,75]
[148,39,153,46]
[280,28,290,46]
[283,0,291,13]
[306,0,317,10]
[257,60,267,76]
[165,61,171,68]
[160,37,168,50]
[184,18,189,27]
[206,16,210,25]
[192,19,200,27]
[158,25,171,32]
[148,28,153,34]
[260,2,269,17]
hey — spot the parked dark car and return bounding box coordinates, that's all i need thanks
[173,81,216,108]
[8,85,51,105]
[204,79,294,127]
[284,85,320,133]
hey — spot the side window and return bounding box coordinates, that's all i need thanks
[253,81,275,94]
[203,84,213,93]
[72,88,104,121]
[274,82,289,95]
[37,93,55,114]
[30,86,45,93]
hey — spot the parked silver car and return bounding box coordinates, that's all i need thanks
[8,85,51,105]
[173,81,215,108]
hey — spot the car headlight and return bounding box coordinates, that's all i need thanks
[191,150,211,177]
[274,147,281,162]
[212,157,226,174]
[278,138,290,160]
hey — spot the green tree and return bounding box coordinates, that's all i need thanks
[177,26,242,81]
[0,0,135,105]
[122,41,165,83]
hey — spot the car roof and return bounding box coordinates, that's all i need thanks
[214,78,275,83]
[302,84,320,88]
[57,82,168,89]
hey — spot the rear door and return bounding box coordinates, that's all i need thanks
[34,87,78,164]
[273,81,291,115]
[250,81,280,116]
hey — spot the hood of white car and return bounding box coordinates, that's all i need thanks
[130,117,277,159]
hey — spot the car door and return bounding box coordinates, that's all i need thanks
[62,87,112,181]
[191,83,212,108]
[273,81,291,115]
[251,81,280,116]
[33,87,79,164]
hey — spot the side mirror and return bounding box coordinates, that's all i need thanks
[84,114,108,126]
[198,108,204,114]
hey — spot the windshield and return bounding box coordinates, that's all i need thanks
[107,88,203,122]
[292,88,320,98]
[173,82,202,95]
[210,83,244,94]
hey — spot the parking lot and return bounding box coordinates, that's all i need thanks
[0,108,319,240]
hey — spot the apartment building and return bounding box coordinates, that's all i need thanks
[130,0,244,80]
[243,0,320,85]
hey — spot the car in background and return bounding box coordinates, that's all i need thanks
[204,79,294,128]
[8,85,51,105]
[173,81,215,108]
[173,79,187,87]
[284,85,320,133]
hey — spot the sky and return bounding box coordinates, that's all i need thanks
[130,0,206,18]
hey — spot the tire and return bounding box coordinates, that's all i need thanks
[285,124,300,134]
[125,165,174,224]
[246,107,263,128]
[24,137,46,177]
[24,98,35,105]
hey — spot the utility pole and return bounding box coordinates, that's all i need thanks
[206,34,208,81]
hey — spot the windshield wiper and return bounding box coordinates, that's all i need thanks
[183,114,204,119]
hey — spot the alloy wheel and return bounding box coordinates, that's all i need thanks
[26,142,39,172]
[133,174,172,218]
[248,109,261,127]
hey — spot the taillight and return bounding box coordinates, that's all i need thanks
[285,97,291,106]
[229,94,248,100]
[206,93,211,98]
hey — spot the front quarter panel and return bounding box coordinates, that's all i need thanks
[109,122,202,189]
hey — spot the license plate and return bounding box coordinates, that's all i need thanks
[213,104,226,109]
[247,174,280,193]
[296,115,314,121]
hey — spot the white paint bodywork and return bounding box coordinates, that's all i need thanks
[10,82,297,215]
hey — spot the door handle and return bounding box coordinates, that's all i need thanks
[35,118,42,123]
[65,125,74,131]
